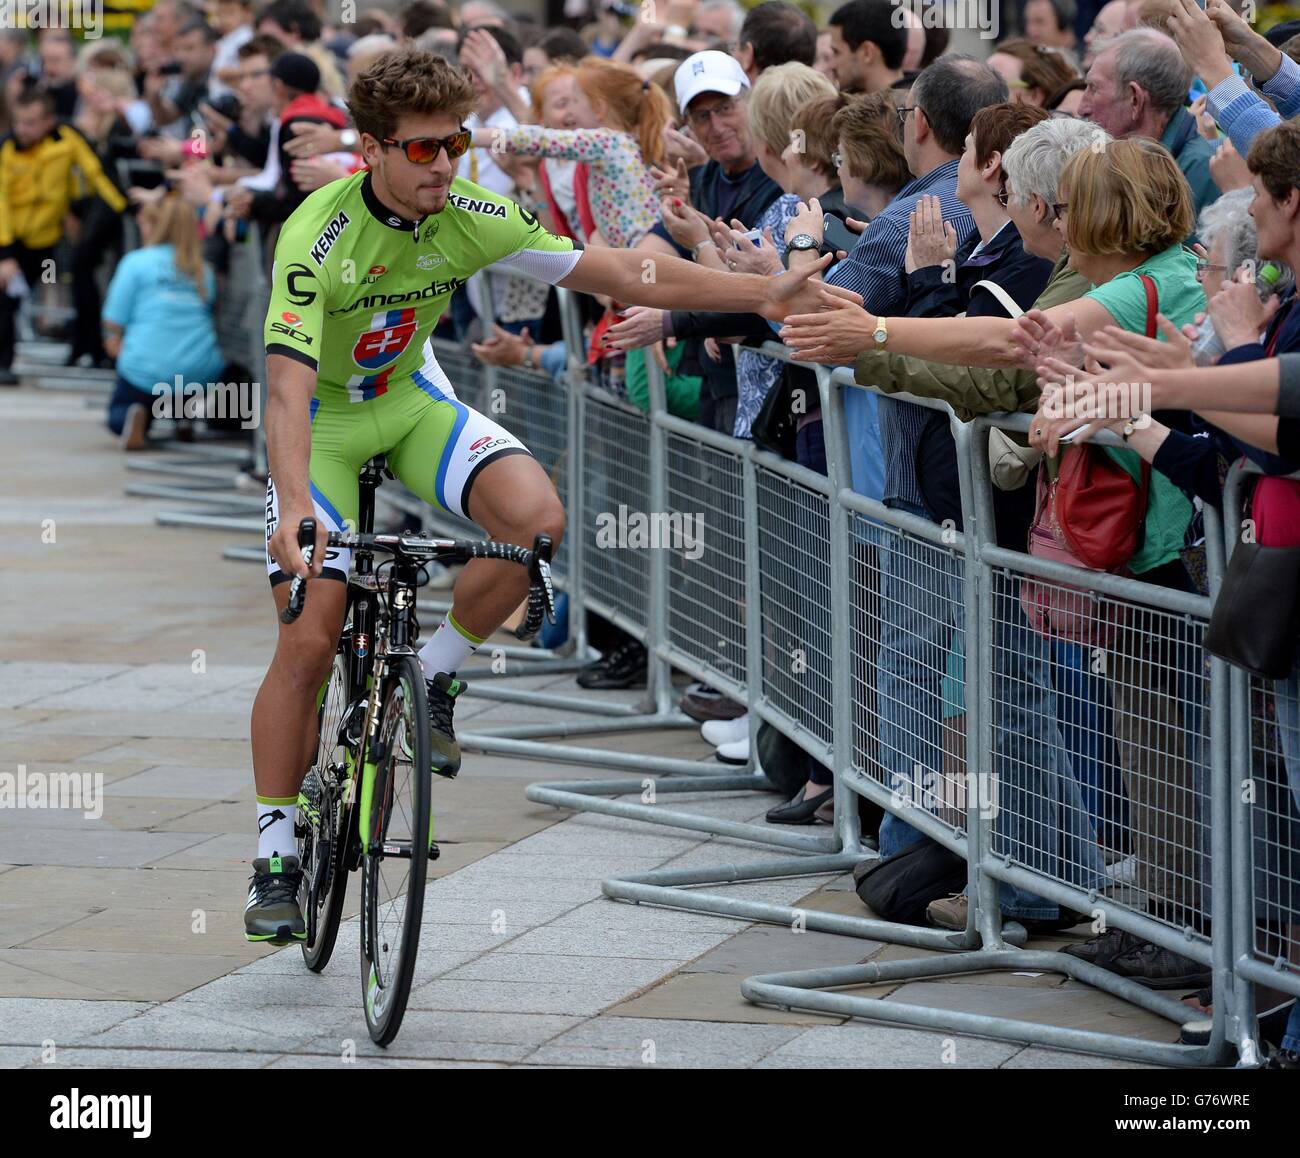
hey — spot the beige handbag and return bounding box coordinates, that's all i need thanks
[971,278,1043,491]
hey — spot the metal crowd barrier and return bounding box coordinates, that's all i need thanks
[507,331,1265,1065]
[1224,460,1300,1067]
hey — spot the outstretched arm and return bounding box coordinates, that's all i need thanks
[558,245,860,324]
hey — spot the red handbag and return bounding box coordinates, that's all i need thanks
[1019,274,1158,643]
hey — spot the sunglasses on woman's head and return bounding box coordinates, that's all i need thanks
[380,129,472,164]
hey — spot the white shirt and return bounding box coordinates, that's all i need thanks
[208,24,254,102]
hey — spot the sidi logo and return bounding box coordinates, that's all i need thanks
[49,1089,151,1138]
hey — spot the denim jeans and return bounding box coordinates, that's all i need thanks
[106,374,153,437]
[875,499,1106,918]
[1267,659,1300,1052]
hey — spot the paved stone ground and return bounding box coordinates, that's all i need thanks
[0,381,1171,1068]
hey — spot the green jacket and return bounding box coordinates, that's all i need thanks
[852,255,1091,421]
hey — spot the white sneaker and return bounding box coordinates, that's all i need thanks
[715,736,749,765]
[701,714,748,748]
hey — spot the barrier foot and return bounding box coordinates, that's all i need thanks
[468,734,736,776]
[527,777,842,852]
[470,713,699,740]
[742,948,1236,1067]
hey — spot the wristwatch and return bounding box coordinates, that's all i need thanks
[1121,419,1137,441]
[340,128,358,149]
[872,316,889,350]
[788,233,820,253]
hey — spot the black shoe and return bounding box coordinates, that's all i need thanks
[1265,1045,1300,1069]
[1110,939,1212,990]
[244,855,306,944]
[425,672,466,779]
[765,787,832,825]
[576,641,646,689]
[1060,927,1147,970]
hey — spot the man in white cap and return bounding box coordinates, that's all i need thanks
[639,49,781,434]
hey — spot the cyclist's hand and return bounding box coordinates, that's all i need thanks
[270,511,325,580]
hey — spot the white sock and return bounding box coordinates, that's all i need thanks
[257,795,298,860]
[419,612,485,680]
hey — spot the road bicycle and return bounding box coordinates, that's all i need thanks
[282,454,554,1045]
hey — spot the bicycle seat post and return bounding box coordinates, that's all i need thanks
[357,455,387,537]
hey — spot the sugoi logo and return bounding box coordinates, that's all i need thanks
[467,435,509,464]
[448,193,506,218]
[281,312,301,326]
[353,308,418,370]
[361,264,387,285]
[310,211,350,265]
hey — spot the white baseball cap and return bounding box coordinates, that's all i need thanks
[673,50,750,116]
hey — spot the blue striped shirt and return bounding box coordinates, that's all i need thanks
[830,160,977,508]
[1206,52,1300,157]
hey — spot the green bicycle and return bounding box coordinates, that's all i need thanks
[286,454,554,1045]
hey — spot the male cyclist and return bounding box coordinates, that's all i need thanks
[246,47,852,942]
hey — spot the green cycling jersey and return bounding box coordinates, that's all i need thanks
[263,169,580,405]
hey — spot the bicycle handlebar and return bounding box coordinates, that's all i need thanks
[279,518,557,640]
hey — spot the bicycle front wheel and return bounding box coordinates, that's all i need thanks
[359,655,431,1046]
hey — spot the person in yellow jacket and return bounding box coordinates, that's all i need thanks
[0,88,128,383]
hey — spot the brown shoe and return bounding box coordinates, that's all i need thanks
[120,403,149,451]
[679,683,746,722]
[926,892,968,930]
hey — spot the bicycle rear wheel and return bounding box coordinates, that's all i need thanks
[299,651,351,973]
[360,654,431,1046]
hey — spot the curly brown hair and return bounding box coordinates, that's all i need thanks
[347,46,477,142]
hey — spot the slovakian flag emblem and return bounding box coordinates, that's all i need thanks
[353,309,418,371]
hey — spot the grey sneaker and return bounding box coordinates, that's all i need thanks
[1110,939,1212,990]
[244,855,306,944]
[426,673,466,779]
[1060,927,1146,970]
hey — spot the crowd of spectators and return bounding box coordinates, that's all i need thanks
[4,0,1300,1064]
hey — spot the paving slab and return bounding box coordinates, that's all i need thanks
[36,1048,282,1068]
[529,1015,802,1067]
[610,968,850,1025]
[503,925,728,961]
[682,925,881,975]
[0,794,211,832]
[0,997,153,1046]
[0,948,249,1002]
[443,951,678,988]
[758,1022,1024,1068]
[21,907,276,958]
[879,980,1179,1042]
[104,766,254,801]
[405,978,632,1016]
[0,826,211,869]
[83,1000,361,1053]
